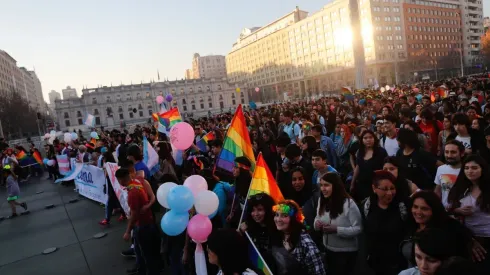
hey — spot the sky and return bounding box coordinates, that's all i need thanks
[1,0,489,103]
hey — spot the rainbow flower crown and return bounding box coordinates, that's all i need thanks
[273,203,305,224]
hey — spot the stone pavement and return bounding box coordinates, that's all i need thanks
[0,176,138,275]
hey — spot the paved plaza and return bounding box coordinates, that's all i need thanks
[0,177,138,275]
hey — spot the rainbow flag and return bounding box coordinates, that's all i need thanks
[153,108,182,129]
[15,151,28,161]
[196,131,216,152]
[248,153,284,203]
[215,104,255,173]
[244,231,273,275]
[341,86,354,101]
[32,150,43,166]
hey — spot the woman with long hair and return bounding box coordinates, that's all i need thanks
[239,193,277,256]
[207,229,258,275]
[283,167,313,207]
[404,120,431,152]
[351,130,388,201]
[271,200,326,275]
[399,229,467,275]
[314,173,361,275]
[336,124,354,175]
[360,170,408,275]
[227,156,253,227]
[383,157,418,200]
[154,141,177,181]
[401,191,473,268]
[447,155,490,273]
[300,135,318,161]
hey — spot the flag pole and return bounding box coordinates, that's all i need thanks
[237,152,261,228]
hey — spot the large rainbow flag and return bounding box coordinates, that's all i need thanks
[196,131,215,152]
[215,104,255,173]
[341,86,354,101]
[244,231,273,275]
[247,152,284,203]
[152,108,182,129]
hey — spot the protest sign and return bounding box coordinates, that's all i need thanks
[105,162,130,216]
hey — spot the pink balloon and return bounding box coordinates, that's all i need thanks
[170,122,194,150]
[255,87,260,92]
[156,95,164,104]
[184,175,208,198]
[187,214,212,243]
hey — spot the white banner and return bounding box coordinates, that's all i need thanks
[74,164,107,204]
[104,162,130,216]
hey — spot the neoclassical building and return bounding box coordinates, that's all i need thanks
[54,78,248,131]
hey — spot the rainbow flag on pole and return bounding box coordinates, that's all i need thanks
[15,151,28,161]
[248,152,284,203]
[244,231,273,275]
[215,104,255,173]
[341,86,354,101]
[152,108,182,129]
[32,150,43,166]
[196,131,216,152]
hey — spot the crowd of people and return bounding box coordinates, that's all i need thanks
[2,73,490,275]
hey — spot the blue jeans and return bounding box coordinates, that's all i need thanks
[133,224,161,275]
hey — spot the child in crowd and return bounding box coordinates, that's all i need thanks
[4,165,27,218]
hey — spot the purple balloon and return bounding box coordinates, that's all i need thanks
[165,94,173,102]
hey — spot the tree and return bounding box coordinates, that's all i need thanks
[482,29,490,67]
[0,90,40,139]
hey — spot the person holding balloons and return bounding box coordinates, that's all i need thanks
[116,168,161,275]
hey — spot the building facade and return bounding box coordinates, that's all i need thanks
[54,79,248,131]
[189,53,227,79]
[49,90,61,104]
[0,50,46,114]
[484,16,489,31]
[62,86,77,99]
[226,1,484,100]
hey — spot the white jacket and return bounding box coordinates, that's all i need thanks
[314,198,362,252]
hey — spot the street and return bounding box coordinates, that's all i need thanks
[0,177,136,275]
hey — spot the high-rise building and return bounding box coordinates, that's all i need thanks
[62,86,77,99]
[226,1,482,99]
[484,16,489,31]
[0,50,47,113]
[185,69,192,79]
[190,53,227,79]
[49,90,61,104]
[458,0,484,66]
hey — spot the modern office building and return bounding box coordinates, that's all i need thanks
[0,50,47,113]
[54,78,248,131]
[226,1,484,100]
[49,90,61,104]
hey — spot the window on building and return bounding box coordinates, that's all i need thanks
[94,109,99,115]
[192,105,196,110]
[139,111,143,117]
[138,104,143,110]
[92,97,97,104]
[65,120,70,127]
[219,95,223,100]
[208,102,212,108]
[106,96,111,102]
[77,111,82,117]
[119,113,124,120]
[148,110,152,116]
[128,105,132,111]
[217,85,221,90]
[118,106,123,112]
[78,118,83,125]
[200,103,204,109]
[95,117,101,125]
[117,94,121,101]
[198,86,202,92]
[129,112,134,118]
[232,100,236,105]
[127,94,131,100]
[220,101,224,109]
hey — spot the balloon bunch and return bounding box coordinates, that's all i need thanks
[157,175,218,243]
[43,130,63,145]
[43,158,56,166]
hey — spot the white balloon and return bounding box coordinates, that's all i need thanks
[183,175,208,198]
[47,160,56,166]
[194,190,219,216]
[56,131,63,137]
[156,182,177,209]
[64,135,72,143]
[48,137,55,145]
[50,130,56,136]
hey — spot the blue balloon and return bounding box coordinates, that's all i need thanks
[43,158,49,165]
[161,210,189,236]
[167,186,194,213]
[71,132,78,140]
[415,94,423,102]
[249,101,257,110]
[90,132,98,139]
